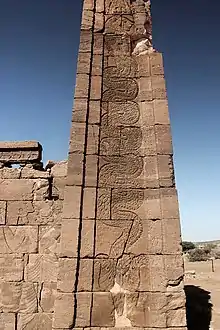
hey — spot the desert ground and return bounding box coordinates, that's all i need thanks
[184,259,220,330]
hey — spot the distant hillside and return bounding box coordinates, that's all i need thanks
[194,240,220,247]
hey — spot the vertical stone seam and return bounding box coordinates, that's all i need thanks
[89,1,105,326]
[72,1,97,327]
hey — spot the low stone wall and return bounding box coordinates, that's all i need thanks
[0,141,67,329]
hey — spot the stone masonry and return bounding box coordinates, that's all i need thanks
[0,1,187,329]
[0,141,67,329]
[53,0,187,329]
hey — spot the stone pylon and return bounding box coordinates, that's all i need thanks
[53,0,187,329]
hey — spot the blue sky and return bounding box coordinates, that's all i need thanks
[1,0,220,242]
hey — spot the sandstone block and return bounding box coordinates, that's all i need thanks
[60,219,79,258]
[0,313,15,330]
[67,153,84,186]
[153,99,170,124]
[94,12,104,32]
[85,155,98,187]
[160,188,180,219]
[152,76,167,99]
[21,166,50,179]
[25,254,58,282]
[80,220,95,258]
[78,259,93,291]
[127,292,167,327]
[77,52,91,74]
[166,292,187,327]
[87,124,99,155]
[74,74,90,98]
[97,188,111,219]
[39,225,61,255]
[62,186,82,219]
[0,282,37,313]
[0,179,34,201]
[158,155,174,187]
[0,254,23,281]
[53,177,66,199]
[150,52,164,76]
[0,201,6,224]
[50,161,67,177]
[83,0,94,11]
[111,188,161,220]
[0,141,42,165]
[155,125,173,155]
[90,76,102,100]
[33,178,50,200]
[83,187,96,219]
[93,33,104,55]
[72,98,88,123]
[91,293,115,327]
[1,167,21,179]
[75,293,92,327]
[52,293,75,329]
[40,282,57,313]
[136,53,150,77]
[57,258,77,293]
[162,218,182,254]
[95,219,162,258]
[69,122,86,154]
[0,226,38,253]
[92,55,103,76]
[165,255,184,289]
[79,31,92,53]
[88,100,101,124]
[96,0,104,12]
[18,313,52,330]
[7,200,62,225]
[81,10,94,30]
[138,77,152,101]
[139,101,154,126]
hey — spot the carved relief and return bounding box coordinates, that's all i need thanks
[106,0,131,14]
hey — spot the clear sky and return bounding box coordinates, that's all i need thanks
[0,0,220,242]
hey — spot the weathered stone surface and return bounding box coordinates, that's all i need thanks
[51,0,186,328]
[39,225,61,254]
[0,313,15,330]
[0,179,34,201]
[7,200,62,225]
[75,293,92,327]
[60,219,79,257]
[0,201,6,224]
[83,187,96,219]
[91,293,115,327]
[0,254,23,281]
[160,188,180,219]
[80,220,95,258]
[39,282,57,313]
[53,293,75,329]
[0,141,42,164]
[50,161,68,177]
[57,258,77,293]
[62,186,81,219]
[25,254,58,282]
[0,226,38,253]
[0,282,38,313]
[127,292,167,327]
[78,259,93,291]
[18,313,52,330]
[1,167,21,179]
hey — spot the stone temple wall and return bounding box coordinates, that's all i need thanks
[0,1,187,329]
[0,141,67,329]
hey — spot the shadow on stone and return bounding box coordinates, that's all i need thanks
[185,285,212,330]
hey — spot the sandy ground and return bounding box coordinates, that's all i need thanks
[185,259,220,330]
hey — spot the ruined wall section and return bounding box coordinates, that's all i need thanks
[0,142,67,330]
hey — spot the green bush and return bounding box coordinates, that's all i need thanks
[182,241,196,252]
[188,248,210,262]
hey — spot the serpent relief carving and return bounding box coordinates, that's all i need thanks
[96,0,153,301]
